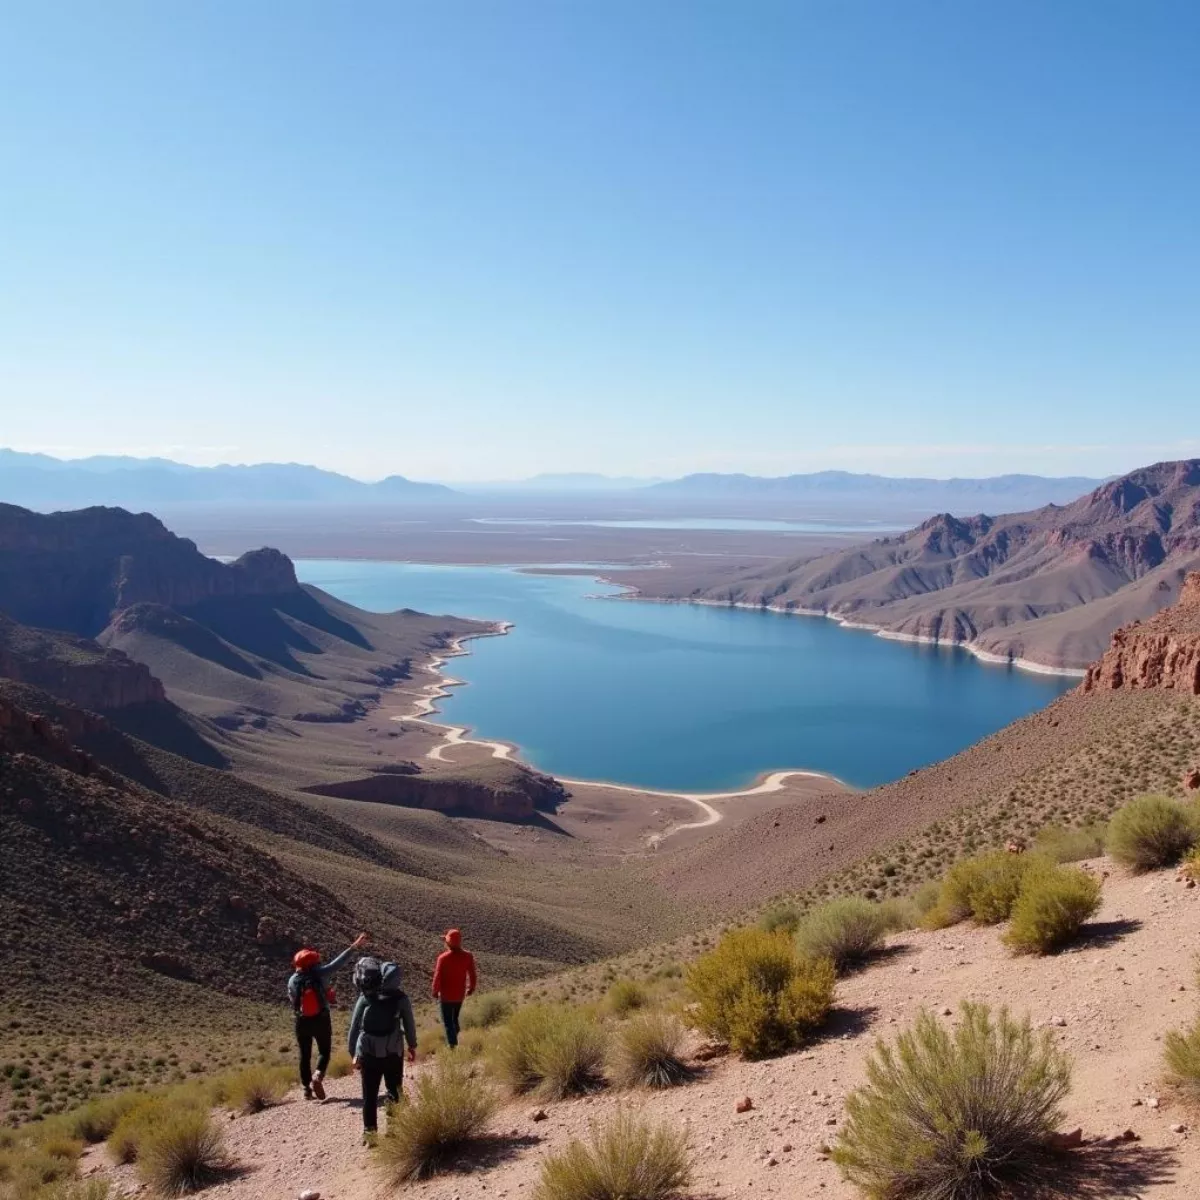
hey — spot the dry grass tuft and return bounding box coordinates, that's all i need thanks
[534,1111,691,1200]
[137,1109,229,1196]
[794,898,894,972]
[376,1058,497,1183]
[611,1012,693,1089]
[490,1004,608,1098]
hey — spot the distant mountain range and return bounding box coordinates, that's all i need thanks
[655,460,1200,670]
[648,470,1106,509]
[2,450,1109,510]
[0,450,456,507]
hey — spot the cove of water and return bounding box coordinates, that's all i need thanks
[468,516,905,533]
[296,560,1074,793]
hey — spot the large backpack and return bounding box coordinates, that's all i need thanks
[295,969,326,1018]
[361,992,401,1037]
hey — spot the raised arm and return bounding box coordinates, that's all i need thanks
[321,932,368,977]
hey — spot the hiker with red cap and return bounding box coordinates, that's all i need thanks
[287,932,367,1099]
[431,928,477,1048]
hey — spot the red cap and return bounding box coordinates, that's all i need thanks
[444,929,462,950]
[294,948,320,970]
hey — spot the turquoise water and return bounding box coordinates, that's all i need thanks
[469,516,905,533]
[296,560,1074,793]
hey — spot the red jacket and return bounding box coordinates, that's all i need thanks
[432,948,477,1004]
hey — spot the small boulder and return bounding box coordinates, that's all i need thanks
[1047,1128,1084,1151]
[736,1097,754,1114]
[531,1109,548,1122]
[299,1191,321,1200]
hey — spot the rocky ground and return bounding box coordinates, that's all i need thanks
[85,858,1200,1200]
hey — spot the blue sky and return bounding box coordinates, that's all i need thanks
[2,1,1197,482]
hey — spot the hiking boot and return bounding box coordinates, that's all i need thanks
[362,1129,377,1147]
[385,1090,400,1105]
[303,1086,313,1101]
[310,1072,326,1101]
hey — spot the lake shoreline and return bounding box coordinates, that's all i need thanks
[605,587,1088,679]
[389,619,849,827]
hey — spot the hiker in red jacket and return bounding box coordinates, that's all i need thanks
[431,928,477,1048]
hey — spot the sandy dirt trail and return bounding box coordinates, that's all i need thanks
[87,860,1199,1200]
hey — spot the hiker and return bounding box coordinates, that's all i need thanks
[348,956,417,1140]
[288,932,367,1100]
[431,928,477,1048]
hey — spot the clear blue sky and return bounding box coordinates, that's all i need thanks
[2,2,1197,481]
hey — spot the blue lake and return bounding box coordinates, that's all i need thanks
[296,560,1075,793]
[468,517,905,533]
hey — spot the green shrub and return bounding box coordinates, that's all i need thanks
[611,1012,693,1089]
[795,898,892,972]
[877,896,921,932]
[1181,846,1200,883]
[1106,794,1198,871]
[606,979,649,1017]
[1163,1014,1200,1103]
[108,1098,165,1164]
[1004,865,1102,955]
[833,1003,1070,1200]
[376,1058,497,1183]
[1032,823,1107,864]
[759,905,801,936]
[686,928,836,1059]
[137,1110,228,1196]
[910,880,943,921]
[534,1111,691,1200]
[490,1005,607,1097]
[924,852,1040,928]
[461,993,512,1030]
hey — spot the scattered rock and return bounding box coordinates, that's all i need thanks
[1170,1123,1188,1134]
[941,1007,953,1017]
[531,1109,548,1122]
[1047,1128,1084,1151]
[825,1116,838,1126]
[1147,1097,1160,1110]
[814,814,827,824]
[299,1191,321,1200]
[736,1097,754,1114]
[1048,1016,1067,1028]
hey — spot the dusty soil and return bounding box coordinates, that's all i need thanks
[86,860,1199,1200]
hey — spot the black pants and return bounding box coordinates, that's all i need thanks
[294,1010,333,1088]
[360,1054,404,1132]
[440,1000,463,1047]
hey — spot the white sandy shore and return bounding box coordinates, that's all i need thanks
[629,594,1088,679]
[392,623,843,843]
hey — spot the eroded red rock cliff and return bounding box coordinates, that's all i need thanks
[1082,572,1200,696]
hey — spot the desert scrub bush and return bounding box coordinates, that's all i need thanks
[611,1012,693,1089]
[686,928,835,1059]
[534,1111,691,1200]
[794,898,893,972]
[1032,823,1107,863]
[107,1092,202,1165]
[138,1109,229,1196]
[461,993,512,1030]
[606,979,649,1017]
[1004,864,1102,955]
[833,1002,1071,1200]
[1106,794,1198,871]
[61,1092,148,1144]
[1181,846,1200,883]
[923,852,1040,928]
[376,1058,496,1183]
[490,1005,607,1098]
[759,904,801,936]
[218,1064,291,1114]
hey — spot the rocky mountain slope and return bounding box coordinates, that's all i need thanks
[0,502,483,734]
[655,460,1200,670]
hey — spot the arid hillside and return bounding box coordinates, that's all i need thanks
[643,459,1200,671]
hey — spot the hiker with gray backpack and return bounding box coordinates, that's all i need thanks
[348,955,417,1140]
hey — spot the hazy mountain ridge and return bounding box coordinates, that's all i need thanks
[650,468,1105,509]
[0,449,456,506]
[664,460,1200,670]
